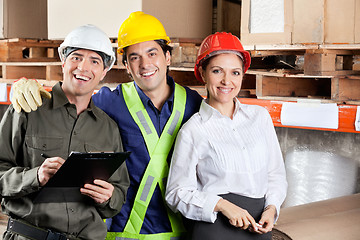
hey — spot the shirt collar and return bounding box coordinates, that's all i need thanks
[199,97,250,122]
[134,76,175,109]
[52,82,101,119]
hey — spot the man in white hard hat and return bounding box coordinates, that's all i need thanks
[9,12,203,240]
[0,24,130,240]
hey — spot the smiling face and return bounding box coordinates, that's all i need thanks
[61,49,107,100]
[200,53,244,111]
[124,40,171,97]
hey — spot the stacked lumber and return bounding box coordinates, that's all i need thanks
[1,38,360,103]
[247,44,360,104]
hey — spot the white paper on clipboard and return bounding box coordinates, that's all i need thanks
[281,99,339,129]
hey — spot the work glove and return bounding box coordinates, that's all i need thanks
[11,77,51,113]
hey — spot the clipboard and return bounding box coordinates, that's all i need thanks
[45,151,130,188]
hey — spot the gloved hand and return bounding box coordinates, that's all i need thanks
[11,77,51,113]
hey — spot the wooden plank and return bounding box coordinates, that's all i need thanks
[306,49,357,55]
[3,66,46,80]
[250,50,305,57]
[304,70,360,77]
[331,77,340,101]
[304,52,336,75]
[254,44,319,51]
[320,44,360,50]
[30,47,48,59]
[46,65,63,81]
[256,74,264,97]
[336,77,360,101]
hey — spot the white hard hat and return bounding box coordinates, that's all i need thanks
[58,24,116,71]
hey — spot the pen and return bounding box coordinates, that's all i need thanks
[41,153,51,159]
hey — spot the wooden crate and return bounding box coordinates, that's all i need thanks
[0,38,61,62]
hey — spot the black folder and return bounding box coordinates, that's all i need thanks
[44,151,130,188]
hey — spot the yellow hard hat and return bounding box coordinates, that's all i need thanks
[117,11,170,54]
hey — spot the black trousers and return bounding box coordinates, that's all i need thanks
[187,193,272,240]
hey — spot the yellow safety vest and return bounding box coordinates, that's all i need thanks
[106,82,186,240]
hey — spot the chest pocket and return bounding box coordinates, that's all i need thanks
[25,135,64,164]
[84,143,115,153]
[25,135,63,152]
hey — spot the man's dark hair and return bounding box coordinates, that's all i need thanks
[63,47,110,69]
[122,39,173,75]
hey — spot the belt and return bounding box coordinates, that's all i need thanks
[7,218,69,240]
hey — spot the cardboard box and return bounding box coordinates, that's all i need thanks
[48,0,212,40]
[240,0,293,45]
[355,0,360,43]
[292,0,324,44]
[325,0,356,44]
[143,0,212,39]
[240,0,360,45]
[47,0,141,39]
[1,0,47,39]
[1,0,212,40]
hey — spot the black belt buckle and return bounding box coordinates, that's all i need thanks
[46,230,68,240]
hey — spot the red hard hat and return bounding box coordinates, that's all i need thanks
[194,32,251,82]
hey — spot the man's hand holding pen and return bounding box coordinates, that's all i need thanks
[38,153,65,187]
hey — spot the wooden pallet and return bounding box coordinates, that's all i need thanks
[0,62,63,81]
[0,38,62,62]
[248,69,360,104]
[248,44,360,76]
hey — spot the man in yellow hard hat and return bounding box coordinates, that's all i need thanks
[10,12,203,240]
[97,12,203,240]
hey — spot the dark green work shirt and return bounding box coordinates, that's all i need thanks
[0,82,130,239]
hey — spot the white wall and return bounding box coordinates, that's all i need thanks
[47,0,141,39]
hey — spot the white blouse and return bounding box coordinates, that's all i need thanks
[165,98,287,223]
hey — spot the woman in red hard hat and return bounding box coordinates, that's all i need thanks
[165,32,287,240]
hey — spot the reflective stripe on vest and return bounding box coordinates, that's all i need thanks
[106,82,186,240]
